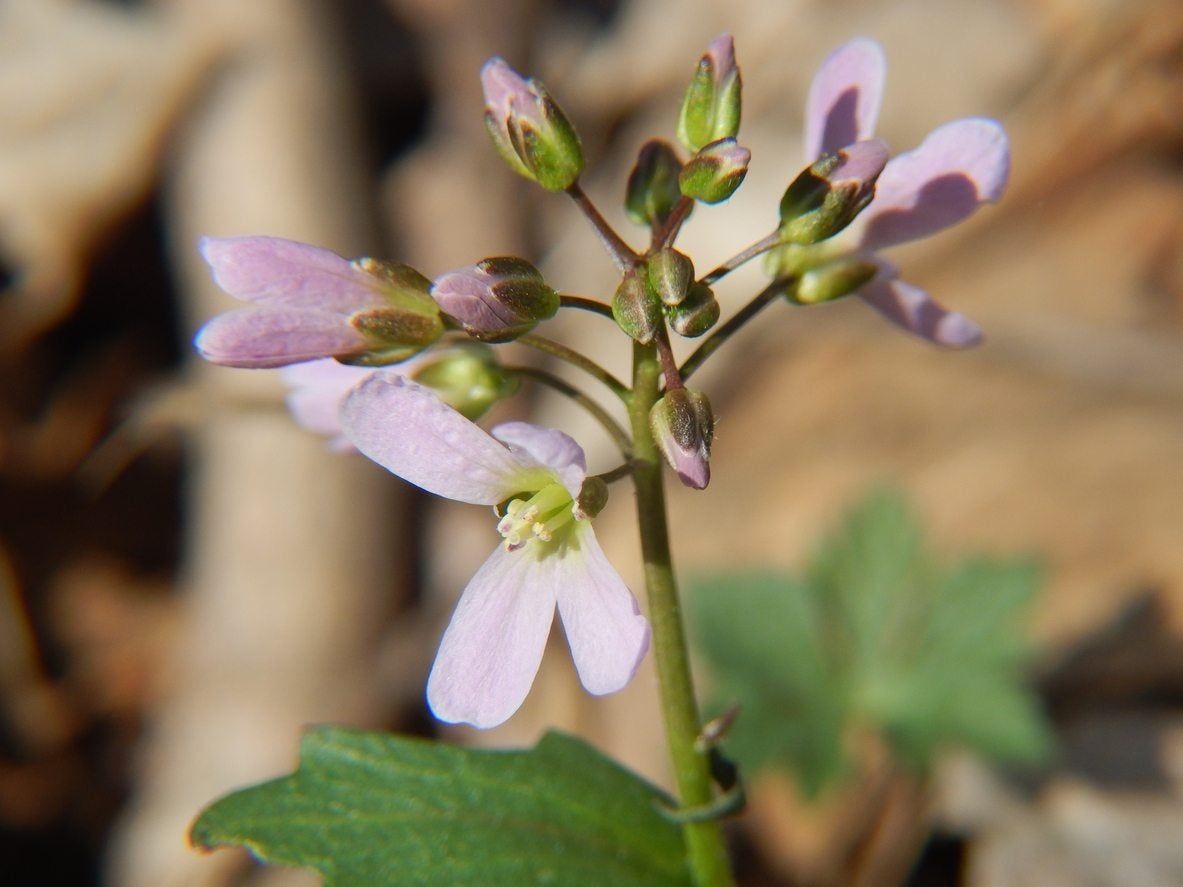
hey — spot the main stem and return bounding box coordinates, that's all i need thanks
[630,341,733,887]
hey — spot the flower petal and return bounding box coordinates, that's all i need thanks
[858,276,982,347]
[853,117,1010,250]
[341,374,548,504]
[281,358,376,441]
[194,307,369,368]
[426,545,557,728]
[554,525,649,696]
[492,422,587,498]
[804,38,886,160]
[200,236,386,314]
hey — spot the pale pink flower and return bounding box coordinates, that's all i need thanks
[280,358,376,451]
[341,375,650,728]
[804,38,1010,346]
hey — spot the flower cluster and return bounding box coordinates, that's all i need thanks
[193,35,1009,730]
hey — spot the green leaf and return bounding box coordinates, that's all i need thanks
[689,487,1051,799]
[191,727,690,886]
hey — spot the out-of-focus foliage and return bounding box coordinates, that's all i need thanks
[691,489,1050,798]
[191,727,690,886]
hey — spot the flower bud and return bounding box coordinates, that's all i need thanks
[480,57,584,192]
[679,138,750,204]
[611,272,663,344]
[778,139,889,244]
[573,476,609,521]
[625,139,686,229]
[792,258,880,305]
[344,259,444,366]
[411,343,519,420]
[677,34,742,153]
[647,248,695,307]
[650,388,714,490]
[666,282,719,337]
[431,257,559,342]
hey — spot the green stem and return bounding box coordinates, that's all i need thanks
[517,333,631,402]
[509,365,632,457]
[559,293,615,320]
[679,279,792,381]
[566,182,639,272]
[630,341,733,887]
[700,231,782,285]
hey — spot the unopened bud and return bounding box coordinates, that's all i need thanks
[480,57,583,192]
[648,248,695,306]
[625,139,687,229]
[573,476,609,521]
[612,272,663,344]
[650,388,714,490]
[344,259,444,365]
[679,138,750,204]
[677,34,742,153]
[778,139,889,244]
[666,282,719,337]
[792,259,880,305]
[432,257,558,342]
[411,343,519,420]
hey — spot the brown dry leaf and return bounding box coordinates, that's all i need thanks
[0,0,213,346]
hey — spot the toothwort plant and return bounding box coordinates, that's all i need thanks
[190,36,1009,886]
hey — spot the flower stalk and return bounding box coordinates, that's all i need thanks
[630,340,733,887]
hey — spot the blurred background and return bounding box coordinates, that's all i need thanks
[1,0,1181,884]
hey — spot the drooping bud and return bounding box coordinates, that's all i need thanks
[431,257,559,342]
[647,248,695,306]
[480,57,584,192]
[650,388,714,490]
[612,271,663,344]
[343,258,445,365]
[411,343,519,420]
[677,34,742,153]
[625,139,687,229]
[679,138,750,204]
[792,258,880,305]
[573,476,609,521]
[666,282,720,337]
[778,139,889,244]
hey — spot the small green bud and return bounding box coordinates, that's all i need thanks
[650,388,714,490]
[647,248,695,307]
[666,282,719,337]
[431,257,559,342]
[412,343,519,420]
[573,476,609,521]
[677,34,742,153]
[792,258,880,305]
[778,139,889,244]
[679,138,750,204]
[625,139,687,229]
[612,272,663,344]
[481,58,583,192]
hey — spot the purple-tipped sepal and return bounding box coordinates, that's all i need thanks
[650,388,714,490]
[677,34,743,153]
[431,257,559,342]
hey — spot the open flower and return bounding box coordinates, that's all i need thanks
[341,374,649,728]
[196,236,442,367]
[792,38,1010,346]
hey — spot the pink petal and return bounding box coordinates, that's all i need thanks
[200,236,385,314]
[804,38,886,161]
[554,525,649,696]
[492,422,587,498]
[853,118,1010,251]
[858,276,982,347]
[340,375,546,505]
[281,358,375,440]
[194,307,369,368]
[426,545,557,728]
